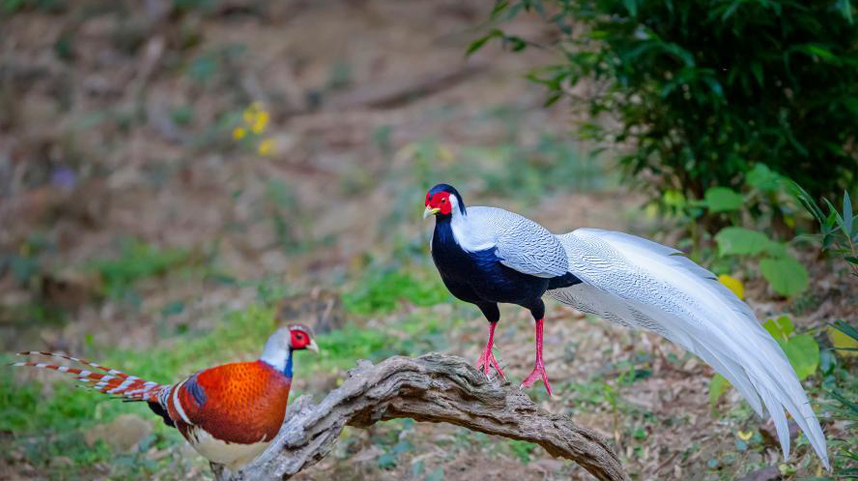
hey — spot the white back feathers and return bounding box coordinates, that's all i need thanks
[449,206,569,278]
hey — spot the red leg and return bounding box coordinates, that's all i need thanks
[475,322,506,380]
[520,318,553,396]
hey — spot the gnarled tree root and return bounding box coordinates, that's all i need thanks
[213,353,628,481]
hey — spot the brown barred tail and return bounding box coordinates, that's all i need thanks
[11,351,168,403]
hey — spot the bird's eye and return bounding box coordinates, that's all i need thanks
[441,198,446,203]
[296,334,304,340]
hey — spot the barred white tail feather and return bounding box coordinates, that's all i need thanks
[17,351,116,374]
[548,228,829,469]
[12,352,169,404]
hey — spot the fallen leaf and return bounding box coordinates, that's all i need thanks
[718,274,744,300]
[828,325,858,358]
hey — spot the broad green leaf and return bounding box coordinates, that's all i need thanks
[763,241,788,258]
[781,334,819,381]
[745,164,781,192]
[709,373,731,408]
[715,227,774,256]
[704,187,744,213]
[718,274,745,299]
[662,189,687,209]
[764,315,795,340]
[759,256,809,296]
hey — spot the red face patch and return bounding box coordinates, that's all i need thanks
[425,191,453,215]
[290,329,312,350]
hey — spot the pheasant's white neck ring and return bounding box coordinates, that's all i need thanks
[260,333,294,377]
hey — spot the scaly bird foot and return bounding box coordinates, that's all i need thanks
[476,347,506,381]
[520,360,552,396]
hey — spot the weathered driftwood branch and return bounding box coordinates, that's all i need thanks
[213,353,628,481]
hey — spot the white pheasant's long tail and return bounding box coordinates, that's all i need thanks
[11,351,169,404]
[547,228,829,469]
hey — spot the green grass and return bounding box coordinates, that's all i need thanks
[342,268,452,316]
[88,239,195,299]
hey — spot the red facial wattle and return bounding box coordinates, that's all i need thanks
[426,192,453,215]
[290,330,310,349]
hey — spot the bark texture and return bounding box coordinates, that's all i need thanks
[213,353,628,481]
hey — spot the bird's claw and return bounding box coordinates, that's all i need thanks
[476,348,506,381]
[520,361,552,396]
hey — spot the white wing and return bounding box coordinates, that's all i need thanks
[458,206,568,278]
[548,228,829,469]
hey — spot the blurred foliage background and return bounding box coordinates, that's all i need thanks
[474,0,858,214]
[0,0,856,480]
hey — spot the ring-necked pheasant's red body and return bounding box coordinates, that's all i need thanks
[12,324,317,470]
[170,361,291,446]
[165,361,293,467]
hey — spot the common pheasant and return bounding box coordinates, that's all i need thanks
[11,324,318,470]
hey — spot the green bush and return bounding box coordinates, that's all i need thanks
[474,0,858,209]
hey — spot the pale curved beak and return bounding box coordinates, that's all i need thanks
[423,206,440,219]
[307,339,319,353]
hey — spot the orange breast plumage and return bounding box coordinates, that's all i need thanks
[167,361,291,448]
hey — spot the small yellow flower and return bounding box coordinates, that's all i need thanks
[251,110,269,134]
[718,274,745,300]
[258,138,274,156]
[243,102,262,125]
[737,430,753,441]
[232,127,247,140]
